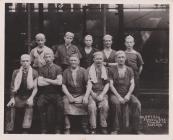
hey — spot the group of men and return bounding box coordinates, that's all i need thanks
[5,31,144,134]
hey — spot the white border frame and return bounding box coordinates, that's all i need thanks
[0,0,172,140]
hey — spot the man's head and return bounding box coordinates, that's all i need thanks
[64,32,74,45]
[103,34,113,48]
[125,35,135,50]
[44,50,54,65]
[35,33,46,48]
[84,35,93,47]
[20,54,31,69]
[116,50,126,66]
[93,51,104,67]
[69,53,80,69]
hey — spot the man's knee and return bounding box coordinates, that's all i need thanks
[131,96,141,109]
[110,96,121,111]
[110,95,120,106]
[37,96,46,109]
[100,103,109,113]
[88,102,97,113]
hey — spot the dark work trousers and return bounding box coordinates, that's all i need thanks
[109,94,141,132]
[133,72,140,97]
[37,93,64,132]
[5,95,33,133]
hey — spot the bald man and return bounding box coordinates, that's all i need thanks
[102,35,117,67]
[37,50,64,134]
[54,32,82,70]
[30,33,53,70]
[6,54,38,133]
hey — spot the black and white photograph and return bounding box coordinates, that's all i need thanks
[1,0,171,137]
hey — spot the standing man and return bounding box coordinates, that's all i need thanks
[124,35,144,96]
[80,35,98,69]
[37,50,64,134]
[85,52,109,134]
[30,33,53,70]
[62,54,90,134]
[109,50,142,134]
[54,32,82,70]
[6,54,38,133]
[102,35,117,67]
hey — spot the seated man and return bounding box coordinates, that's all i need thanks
[6,54,38,133]
[37,50,64,134]
[109,50,142,134]
[62,54,90,134]
[84,52,109,134]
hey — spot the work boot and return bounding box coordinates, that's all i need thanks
[110,130,118,134]
[55,129,61,134]
[41,129,47,134]
[134,131,143,135]
[90,128,96,134]
[100,127,108,134]
[82,127,90,134]
[64,128,70,134]
[131,130,143,135]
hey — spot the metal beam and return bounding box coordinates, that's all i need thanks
[124,27,169,31]
[26,3,31,53]
[102,4,107,36]
[117,4,124,50]
[82,5,87,36]
[39,3,44,33]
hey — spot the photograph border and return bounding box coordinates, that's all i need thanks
[0,0,173,140]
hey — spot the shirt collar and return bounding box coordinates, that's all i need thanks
[46,63,54,68]
[70,66,79,72]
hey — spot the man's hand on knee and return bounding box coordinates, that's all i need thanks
[7,97,15,107]
[26,97,34,107]
[124,94,131,103]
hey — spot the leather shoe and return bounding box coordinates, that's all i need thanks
[90,129,96,134]
[64,128,70,134]
[110,131,118,134]
[101,127,108,134]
